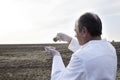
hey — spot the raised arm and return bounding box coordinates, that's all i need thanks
[53,33,81,52]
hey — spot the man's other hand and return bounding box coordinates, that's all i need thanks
[45,46,60,56]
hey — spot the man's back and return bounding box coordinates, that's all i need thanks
[73,39,117,80]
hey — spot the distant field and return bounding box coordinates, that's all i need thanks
[0,43,120,80]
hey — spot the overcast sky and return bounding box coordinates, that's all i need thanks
[0,0,120,44]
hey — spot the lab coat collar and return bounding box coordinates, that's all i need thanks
[80,39,107,49]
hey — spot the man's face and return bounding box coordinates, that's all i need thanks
[74,22,83,45]
[74,21,89,45]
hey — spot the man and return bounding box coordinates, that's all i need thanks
[45,12,117,80]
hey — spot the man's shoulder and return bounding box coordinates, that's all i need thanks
[73,45,97,61]
[73,40,116,61]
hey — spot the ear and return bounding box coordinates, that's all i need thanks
[81,27,88,37]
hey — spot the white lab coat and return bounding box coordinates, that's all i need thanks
[51,39,117,80]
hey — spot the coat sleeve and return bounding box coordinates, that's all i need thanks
[68,38,81,52]
[51,55,65,80]
[51,54,86,80]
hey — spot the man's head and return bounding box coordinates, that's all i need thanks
[75,12,102,45]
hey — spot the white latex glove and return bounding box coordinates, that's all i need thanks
[53,33,72,43]
[45,46,60,56]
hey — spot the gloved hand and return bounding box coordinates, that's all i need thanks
[53,33,72,43]
[45,46,60,56]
